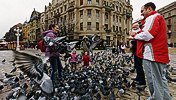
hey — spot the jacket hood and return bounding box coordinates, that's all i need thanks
[42,30,54,36]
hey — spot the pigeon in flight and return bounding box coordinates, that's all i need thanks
[14,51,53,94]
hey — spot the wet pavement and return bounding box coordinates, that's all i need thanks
[0,48,176,99]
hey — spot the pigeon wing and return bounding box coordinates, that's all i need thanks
[81,40,89,52]
[89,39,102,51]
[14,51,44,81]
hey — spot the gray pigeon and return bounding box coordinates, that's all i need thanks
[14,51,53,94]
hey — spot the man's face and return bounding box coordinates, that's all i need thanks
[143,8,149,17]
[143,6,152,18]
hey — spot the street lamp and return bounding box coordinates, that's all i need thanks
[14,27,22,51]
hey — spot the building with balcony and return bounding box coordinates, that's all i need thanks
[43,0,133,47]
[28,8,41,45]
[157,1,176,47]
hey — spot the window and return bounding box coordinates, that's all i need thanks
[64,15,66,21]
[106,36,110,46]
[73,12,75,19]
[80,22,83,31]
[113,15,115,21]
[80,0,83,5]
[119,7,121,12]
[105,12,108,19]
[119,17,121,23]
[113,25,115,32]
[80,10,83,18]
[57,9,59,13]
[87,0,92,4]
[96,22,99,30]
[87,22,91,30]
[64,5,67,11]
[96,10,99,17]
[87,9,92,17]
[119,27,122,32]
[116,16,118,22]
[105,24,108,30]
[116,26,118,32]
[96,0,99,5]
[61,17,63,22]
[116,6,118,11]
[61,7,63,13]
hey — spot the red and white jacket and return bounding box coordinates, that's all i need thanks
[134,11,169,64]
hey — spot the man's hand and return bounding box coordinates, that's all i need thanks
[129,30,136,37]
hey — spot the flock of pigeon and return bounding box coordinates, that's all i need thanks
[0,35,176,99]
[0,49,148,100]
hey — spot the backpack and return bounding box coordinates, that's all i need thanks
[38,39,46,52]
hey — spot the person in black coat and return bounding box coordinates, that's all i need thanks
[130,22,146,86]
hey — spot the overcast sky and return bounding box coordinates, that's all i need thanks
[0,0,175,38]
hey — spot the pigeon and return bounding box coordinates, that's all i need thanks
[4,73,15,78]
[10,67,17,73]
[12,62,16,66]
[14,51,53,94]
[16,92,27,100]
[2,59,5,63]
[19,73,25,80]
[110,90,116,100]
[81,34,102,52]
[0,81,4,91]
[95,92,101,100]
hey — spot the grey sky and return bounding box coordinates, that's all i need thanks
[0,0,175,38]
[131,0,175,20]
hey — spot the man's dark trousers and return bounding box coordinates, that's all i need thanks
[134,52,146,85]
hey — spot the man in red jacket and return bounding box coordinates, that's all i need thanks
[130,2,171,100]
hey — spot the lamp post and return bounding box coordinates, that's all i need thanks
[14,27,22,51]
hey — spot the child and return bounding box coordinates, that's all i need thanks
[69,49,78,70]
[82,51,91,67]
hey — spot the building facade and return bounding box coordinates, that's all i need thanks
[157,1,176,47]
[6,0,132,48]
[28,8,41,45]
[43,0,133,47]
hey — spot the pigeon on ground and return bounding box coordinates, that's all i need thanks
[4,73,15,78]
[0,81,4,91]
[2,59,5,63]
[10,67,17,73]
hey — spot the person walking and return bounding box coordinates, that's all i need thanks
[43,24,63,86]
[130,2,171,100]
[69,49,78,70]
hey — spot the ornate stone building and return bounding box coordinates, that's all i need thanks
[43,0,133,47]
[22,21,30,42]
[157,1,176,47]
[28,8,41,44]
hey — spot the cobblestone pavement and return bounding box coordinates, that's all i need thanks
[0,48,176,99]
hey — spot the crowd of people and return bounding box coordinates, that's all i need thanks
[40,2,172,100]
